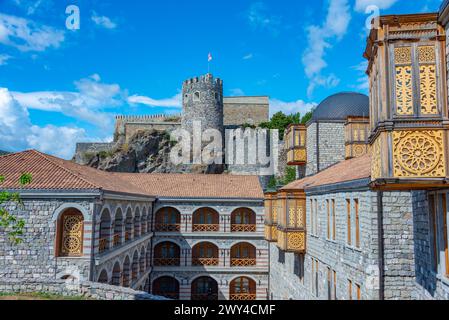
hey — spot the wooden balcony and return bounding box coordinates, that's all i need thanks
[230,294,256,300]
[192,224,219,232]
[99,238,108,253]
[287,148,307,166]
[192,258,219,266]
[230,258,257,267]
[264,225,278,242]
[277,229,306,253]
[155,224,181,232]
[153,258,181,266]
[231,224,256,232]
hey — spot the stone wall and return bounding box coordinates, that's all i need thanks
[269,189,379,300]
[0,278,166,300]
[124,122,180,142]
[306,122,345,176]
[0,198,94,281]
[223,96,269,127]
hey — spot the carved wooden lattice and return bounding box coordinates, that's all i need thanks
[230,259,257,267]
[61,214,83,256]
[192,224,219,232]
[371,138,382,180]
[231,224,256,232]
[230,294,256,301]
[395,47,413,115]
[192,258,219,266]
[287,232,305,251]
[393,130,446,177]
[418,46,438,115]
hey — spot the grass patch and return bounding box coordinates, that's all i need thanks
[0,292,90,300]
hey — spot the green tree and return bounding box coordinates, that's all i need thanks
[259,111,314,140]
[282,167,297,185]
[0,173,32,244]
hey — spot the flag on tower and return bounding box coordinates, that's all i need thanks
[208,53,213,62]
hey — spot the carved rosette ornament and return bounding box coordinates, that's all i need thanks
[61,214,83,256]
[393,130,446,178]
[287,232,305,251]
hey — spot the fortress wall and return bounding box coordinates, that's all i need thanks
[223,97,269,127]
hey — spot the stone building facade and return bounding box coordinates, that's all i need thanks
[267,8,449,301]
[0,151,268,300]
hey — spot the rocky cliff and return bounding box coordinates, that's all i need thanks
[75,130,223,174]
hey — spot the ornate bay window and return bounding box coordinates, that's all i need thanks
[276,190,306,253]
[345,117,369,160]
[285,124,307,166]
[365,13,449,189]
[264,192,278,242]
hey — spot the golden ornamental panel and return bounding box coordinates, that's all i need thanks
[419,65,438,115]
[394,47,412,64]
[353,144,368,158]
[371,138,382,180]
[418,46,436,64]
[295,149,307,162]
[396,66,414,115]
[393,130,446,178]
[277,230,287,250]
[271,226,278,241]
[61,214,83,256]
[287,232,305,252]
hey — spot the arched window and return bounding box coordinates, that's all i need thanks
[56,208,84,257]
[192,208,219,232]
[231,208,256,232]
[230,277,256,300]
[113,208,123,247]
[193,91,200,101]
[152,277,180,300]
[122,256,131,287]
[154,242,180,266]
[125,208,133,242]
[99,209,111,253]
[132,251,139,282]
[112,262,121,286]
[141,208,148,234]
[192,242,219,266]
[98,270,109,284]
[230,243,256,267]
[140,247,146,274]
[155,207,181,232]
[191,277,218,300]
[134,207,141,238]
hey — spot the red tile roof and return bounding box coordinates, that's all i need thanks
[282,154,371,191]
[117,173,264,199]
[0,150,264,199]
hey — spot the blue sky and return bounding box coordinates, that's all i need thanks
[0,0,443,158]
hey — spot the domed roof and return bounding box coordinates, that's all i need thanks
[311,92,369,122]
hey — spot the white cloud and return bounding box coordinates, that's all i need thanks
[351,61,369,91]
[354,0,398,12]
[0,87,85,159]
[128,93,182,108]
[243,53,253,60]
[12,74,124,128]
[0,54,11,66]
[91,12,117,29]
[269,98,317,117]
[302,0,351,97]
[248,2,281,36]
[0,13,64,52]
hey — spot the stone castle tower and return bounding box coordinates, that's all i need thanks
[181,74,224,137]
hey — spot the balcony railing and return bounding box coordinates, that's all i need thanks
[191,293,218,301]
[192,258,219,266]
[125,231,132,242]
[230,294,256,300]
[231,224,257,232]
[122,276,130,287]
[155,224,181,232]
[113,233,121,247]
[192,224,219,232]
[132,271,138,280]
[230,258,257,267]
[153,258,181,266]
[99,238,108,253]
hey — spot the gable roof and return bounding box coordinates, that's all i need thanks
[282,153,371,191]
[0,150,264,200]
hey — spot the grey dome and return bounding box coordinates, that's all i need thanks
[311,92,369,122]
